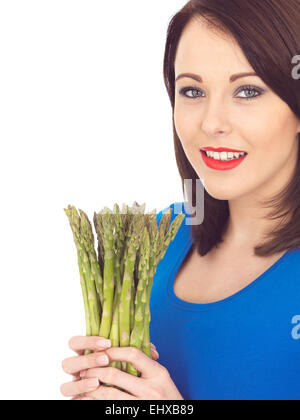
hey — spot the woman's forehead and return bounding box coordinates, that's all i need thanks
[174,20,249,77]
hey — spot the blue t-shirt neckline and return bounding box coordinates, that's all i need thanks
[166,227,293,312]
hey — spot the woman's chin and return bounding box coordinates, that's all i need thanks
[204,184,243,201]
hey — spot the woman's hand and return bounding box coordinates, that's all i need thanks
[61,336,184,400]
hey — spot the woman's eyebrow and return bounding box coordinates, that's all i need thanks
[175,72,258,83]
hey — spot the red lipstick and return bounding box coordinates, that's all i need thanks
[200,147,248,171]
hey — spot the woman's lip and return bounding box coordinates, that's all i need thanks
[201,147,247,154]
[200,150,247,171]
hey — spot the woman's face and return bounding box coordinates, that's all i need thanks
[174,18,300,202]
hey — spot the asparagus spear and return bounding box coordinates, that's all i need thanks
[64,206,101,355]
[131,245,140,333]
[110,204,133,371]
[127,225,150,376]
[75,209,101,337]
[119,212,144,371]
[93,211,105,299]
[109,273,122,371]
[108,204,125,371]
[98,208,116,339]
[140,210,168,357]
[119,203,130,277]
[79,209,103,323]
[130,202,145,335]
[64,206,92,340]
[130,281,135,333]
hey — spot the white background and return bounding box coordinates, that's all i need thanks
[0,0,186,400]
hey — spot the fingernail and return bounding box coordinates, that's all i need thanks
[96,339,111,348]
[86,378,99,388]
[80,370,87,378]
[96,354,109,365]
[154,350,159,358]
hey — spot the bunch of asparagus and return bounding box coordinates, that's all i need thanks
[64,202,185,379]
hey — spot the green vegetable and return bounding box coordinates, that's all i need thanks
[64,201,185,383]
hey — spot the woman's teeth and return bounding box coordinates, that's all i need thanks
[205,151,247,161]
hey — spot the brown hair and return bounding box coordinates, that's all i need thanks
[163,0,300,257]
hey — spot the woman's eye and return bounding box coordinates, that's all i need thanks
[179,86,203,99]
[236,86,263,100]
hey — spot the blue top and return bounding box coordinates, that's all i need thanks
[149,202,300,400]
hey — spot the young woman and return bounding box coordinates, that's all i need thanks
[61,0,300,400]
